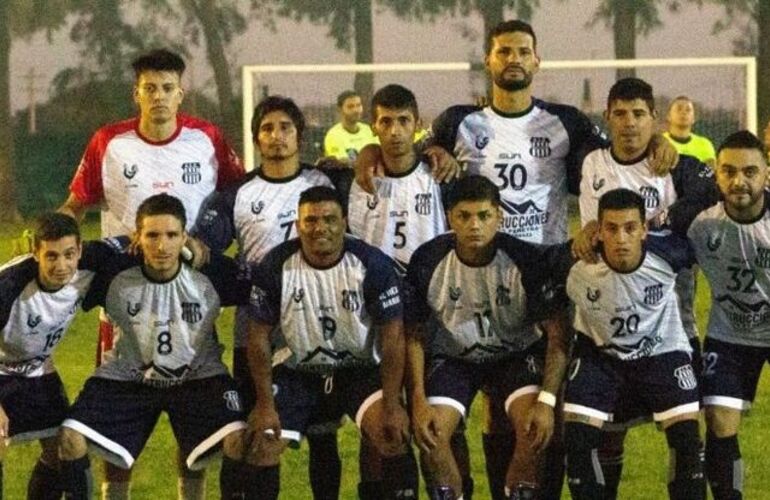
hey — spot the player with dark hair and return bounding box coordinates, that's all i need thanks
[58,194,250,500]
[245,185,415,500]
[323,90,378,166]
[57,47,243,500]
[678,130,769,499]
[664,96,717,168]
[405,175,571,500]
[563,188,705,500]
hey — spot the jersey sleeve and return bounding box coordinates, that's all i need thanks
[247,243,294,326]
[0,257,36,331]
[202,253,252,307]
[577,154,600,225]
[78,237,132,273]
[210,126,244,190]
[360,249,403,324]
[647,233,695,272]
[427,105,480,154]
[69,130,108,205]
[668,155,720,235]
[403,235,452,324]
[191,173,252,252]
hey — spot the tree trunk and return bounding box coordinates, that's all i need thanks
[757,0,770,133]
[353,0,374,111]
[0,1,21,222]
[613,0,636,80]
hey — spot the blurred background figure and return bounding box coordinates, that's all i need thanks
[664,95,717,168]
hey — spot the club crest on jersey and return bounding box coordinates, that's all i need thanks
[673,364,697,390]
[342,290,361,312]
[529,137,551,158]
[222,390,242,412]
[123,163,138,179]
[592,174,605,192]
[495,285,511,306]
[367,194,379,210]
[26,314,42,329]
[181,302,202,323]
[292,287,305,303]
[449,286,462,301]
[181,162,202,184]
[251,201,265,215]
[643,283,664,305]
[706,234,722,252]
[126,302,141,316]
[639,186,660,209]
[415,193,432,215]
[755,247,770,268]
[475,136,489,150]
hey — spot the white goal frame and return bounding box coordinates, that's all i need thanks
[241,57,756,171]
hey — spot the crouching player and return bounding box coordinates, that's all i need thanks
[563,188,705,499]
[405,176,571,500]
[58,194,251,499]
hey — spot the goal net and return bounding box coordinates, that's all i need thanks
[241,57,756,170]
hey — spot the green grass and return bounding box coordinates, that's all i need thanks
[2,221,769,499]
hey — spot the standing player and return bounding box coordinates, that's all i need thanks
[405,176,571,500]
[681,131,769,499]
[322,90,379,167]
[57,48,244,500]
[563,188,705,500]
[664,96,717,168]
[245,186,415,500]
[58,194,250,500]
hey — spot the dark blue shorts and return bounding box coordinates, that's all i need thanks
[62,375,246,470]
[425,339,545,419]
[0,372,68,442]
[272,365,381,444]
[564,336,699,424]
[702,337,770,411]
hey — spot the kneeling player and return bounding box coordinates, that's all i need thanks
[563,189,704,500]
[405,176,571,499]
[58,194,251,499]
[245,186,415,500]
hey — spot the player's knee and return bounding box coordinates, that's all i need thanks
[222,430,245,460]
[58,428,88,461]
[39,436,61,465]
[705,406,741,438]
[247,436,286,467]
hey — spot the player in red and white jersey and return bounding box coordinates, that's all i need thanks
[57,49,243,500]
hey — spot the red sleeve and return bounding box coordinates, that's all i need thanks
[69,130,108,205]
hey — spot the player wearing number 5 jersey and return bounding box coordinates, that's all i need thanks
[59,194,252,500]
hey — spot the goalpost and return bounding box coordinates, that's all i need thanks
[241,57,756,171]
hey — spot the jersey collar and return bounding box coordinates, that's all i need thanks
[490,100,535,119]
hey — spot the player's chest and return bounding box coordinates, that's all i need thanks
[5,284,86,344]
[589,164,676,214]
[694,223,770,293]
[280,266,368,321]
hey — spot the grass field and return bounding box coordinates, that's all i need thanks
[2,220,769,499]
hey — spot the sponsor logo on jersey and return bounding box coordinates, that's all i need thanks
[123,163,138,179]
[153,181,174,190]
[181,302,203,323]
[379,286,401,309]
[278,209,296,220]
[415,193,432,215]
[292,287,305,303]
[495,285,511,306]
[673,364,697,390]
[706,234,722,252]
[223,390,242,412]
[346,148,358,161]
[639,186,660,209]
[26,313,42,329]
[342,290,361,312]
[529,137,551,158]
[475,136,489,150]
[367,195,379,210]
[715,295,770,330]
[127,301,141,316]
[499,200,549,238]
[755,247,770,268]
[181,162,202,184]
[586,287,601,302]
[251,201,265,215]
[449,286,462,301]
[592,174,605,192]
[643,283,664,305]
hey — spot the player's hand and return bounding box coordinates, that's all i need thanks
[411,398,440,453]
[524,402,555,453]
[380,404,410,455]
[354,144,386,194]
[572,221,600,263]
[647,133,679,177]
[247,406,282,444]
[424,145,462,184]
[185,237,210,269]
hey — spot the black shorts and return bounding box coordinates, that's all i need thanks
[0,373,68,442]
[425,340,545,419]
[272,365,381,444]
[702,337,770,411]
[564,337,699,424]
[62,375,246,470]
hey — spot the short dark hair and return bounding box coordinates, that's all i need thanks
[337,90,360,108]
[717,130,768,159]
[598,188,645,223]
[485,20,537,55]
[299,186,346,217]
[131,49,186,79]
[251,95,305,143]
[607,77,655,113]
[135,194,187,230]
[669,95,692,108]
[33,213,80,249]
[446,176,501,210]
[371,84,419,122]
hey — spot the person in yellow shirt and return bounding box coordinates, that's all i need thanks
[664,95,716,168]
[322,90,379,167]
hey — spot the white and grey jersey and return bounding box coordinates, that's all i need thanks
[430,100,607,244]
[347,160,448,270]
[406,233,569,363]
[566,234,695,360]
[687,195,770,346]
[87,254,251,386]
[249,237,403,372]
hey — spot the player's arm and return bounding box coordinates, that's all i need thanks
[246,319,282,441]
[668,157,720,235]
[378,317,409,448]
[405,321,439,452]
[646,133,680,177]
[573,163,600,262]
[57,193,88,223]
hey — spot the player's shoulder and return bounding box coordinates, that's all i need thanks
[411,233,456,264]
[435,104,484,127]
[178,113,219,133]
[90,117,138,143]
[261,238,302,268]
[533,98,585,121]
[0,254,36,288]
[344,236,397,268]
[646,231,692,269]
[675,153,711,174]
